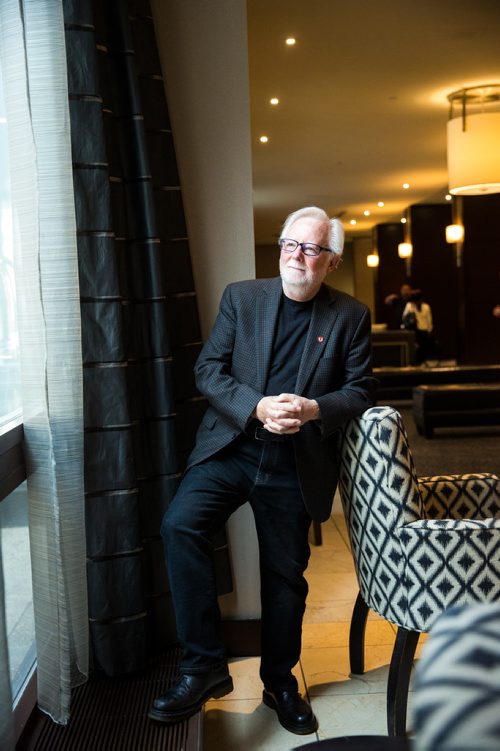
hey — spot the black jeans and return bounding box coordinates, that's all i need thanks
[161,434,312,691]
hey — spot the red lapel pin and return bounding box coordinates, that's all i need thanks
[317,336,324,343]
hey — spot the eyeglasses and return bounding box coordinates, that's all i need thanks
[279,238,333,257]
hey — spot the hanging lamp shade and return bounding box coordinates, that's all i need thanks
[366,253,379,268]
[447,84,500,195]
[398,242,412,258]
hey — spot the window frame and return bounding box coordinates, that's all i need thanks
[0,418,25,503]
[0,420,37,742]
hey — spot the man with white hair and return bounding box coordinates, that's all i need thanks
[149,206,376,735]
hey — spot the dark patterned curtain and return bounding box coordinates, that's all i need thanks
[63,0,232,676]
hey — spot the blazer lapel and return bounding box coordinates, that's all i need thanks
[295,284,338,394]
[255,277,282,392]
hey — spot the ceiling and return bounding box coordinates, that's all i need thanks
[247,0,500,244]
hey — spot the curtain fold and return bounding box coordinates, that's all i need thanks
[0,0,88,726]
[64,0,233,677]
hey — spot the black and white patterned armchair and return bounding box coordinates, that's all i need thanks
[338,406,500,736]
[413,602,500,750]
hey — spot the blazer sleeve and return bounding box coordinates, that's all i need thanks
[314,306,377,437]
[193,284,263,431]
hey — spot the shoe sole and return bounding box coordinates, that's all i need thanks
[148,676,234,724]
[262,691,318,735]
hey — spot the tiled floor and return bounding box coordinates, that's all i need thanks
[204,492,422,750]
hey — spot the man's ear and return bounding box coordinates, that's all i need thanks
[328,254,341,272]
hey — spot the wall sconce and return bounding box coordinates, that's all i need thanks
[445,224,464,243]
[366,253,379,268]
[447,84,500,195]
[447,197,465,267]
[398,242,413,258]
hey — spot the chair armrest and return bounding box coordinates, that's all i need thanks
[398,517,500,631]
[418,473,500,520]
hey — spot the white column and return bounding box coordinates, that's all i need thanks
[151,0,260,619]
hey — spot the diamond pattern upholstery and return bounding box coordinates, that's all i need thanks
[413,602,500,751]
[340,406,500,630]
[338,406,500,735]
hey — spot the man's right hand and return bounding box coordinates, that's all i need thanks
[255,394,313,434]
[255,394,301,434]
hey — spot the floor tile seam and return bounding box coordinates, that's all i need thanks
[299,661,388,694]
[300,641,396,649]
[206,696,264,705]
[306,566,358,572]
[302,617,352,623]
[308,684,388,697]
[306,564,356,570]
[333,528,351,551]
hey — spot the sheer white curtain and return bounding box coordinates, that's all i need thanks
[0,0,88,730]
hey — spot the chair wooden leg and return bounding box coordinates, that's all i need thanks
[311,520,322,546]
[349,591,369,674]
[387,627,420,737]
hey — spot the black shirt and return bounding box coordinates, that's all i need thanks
[265,293,314,395]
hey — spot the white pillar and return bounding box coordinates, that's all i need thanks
[151,0,260,619]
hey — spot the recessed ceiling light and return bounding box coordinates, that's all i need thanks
[402,183,410,189]
[259,135,269,143]
[285,37,296,45]
[350,219,357,225]
[377,201,385,207]
[401,217,407,223]
[270,97,279,105]
[445,194,452,201]
[363,210,371,216]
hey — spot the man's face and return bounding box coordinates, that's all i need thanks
[279,217,338,298]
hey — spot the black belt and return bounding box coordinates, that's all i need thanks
[253,426,291,442]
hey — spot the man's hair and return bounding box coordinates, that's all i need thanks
[280,206,345,256]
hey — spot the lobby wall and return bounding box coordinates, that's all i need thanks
[368,198,500,364]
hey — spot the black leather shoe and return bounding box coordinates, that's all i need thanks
[263,688,318,735]
[148,667,233,723]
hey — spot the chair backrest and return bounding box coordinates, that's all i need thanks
[339,406,423,624]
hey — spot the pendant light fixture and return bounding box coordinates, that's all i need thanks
[447,84,500,195]
[397,242,412,258]
[445,224,464,243]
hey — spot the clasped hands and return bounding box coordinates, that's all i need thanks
[255,393,320,434]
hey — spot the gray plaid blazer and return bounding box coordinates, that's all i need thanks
[187,276,376,521]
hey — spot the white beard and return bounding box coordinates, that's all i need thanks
[280,262,314,289]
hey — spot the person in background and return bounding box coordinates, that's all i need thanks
[148,206,376,736]
[493,305,500,318]
[384,283,413,329]
[402,289,433,364]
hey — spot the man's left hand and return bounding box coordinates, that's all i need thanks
[262,394,320,434]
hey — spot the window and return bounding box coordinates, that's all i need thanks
[0,68,21,428]
[0,483,35,700]
[0,61,35,726]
